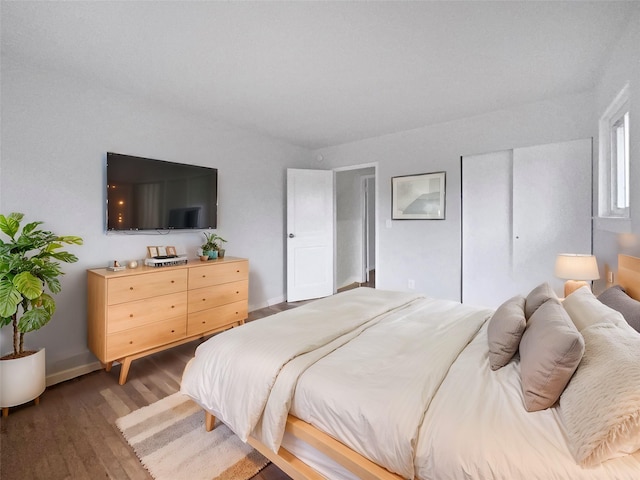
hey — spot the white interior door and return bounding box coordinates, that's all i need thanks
[287,169,334,302]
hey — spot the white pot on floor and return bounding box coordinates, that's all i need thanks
[0,348,46,409]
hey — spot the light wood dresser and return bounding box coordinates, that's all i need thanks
[87,257,248,384]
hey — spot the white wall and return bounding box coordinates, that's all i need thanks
[316,92,596,300]
[592,6,640,290]
[0,58,313,380]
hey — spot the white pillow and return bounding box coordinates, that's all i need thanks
[562,286,627,332]
[559,323,640,466]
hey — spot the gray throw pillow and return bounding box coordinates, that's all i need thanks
[487,295,526,370]
[524,282,557,319]
[519,299,585,412]
[597,285,640,333]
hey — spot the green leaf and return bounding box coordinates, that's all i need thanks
[0,316,13,328]
[0,279,21,317]
[40,293,56,316]
[57,236,83,245]
[21,221,43,236]
[44,276,61,295]
[0,213,22,239]
[49,251,79,263]
[13,271,43,300]
[17,307,51,333]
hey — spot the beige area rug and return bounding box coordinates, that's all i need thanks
[116,392,269,480]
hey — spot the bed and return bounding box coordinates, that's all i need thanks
[180,254,640,479]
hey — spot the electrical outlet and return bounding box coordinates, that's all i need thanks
[408,279,415,290]
[608,271,614,283]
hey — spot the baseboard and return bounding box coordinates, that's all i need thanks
[266,295,286,306]
[46,360,103,387]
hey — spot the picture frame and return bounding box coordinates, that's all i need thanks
[147,246,177,258]
[391,171,446,220]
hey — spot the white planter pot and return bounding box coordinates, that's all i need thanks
[0,348,46,408]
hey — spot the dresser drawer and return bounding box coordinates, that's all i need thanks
[187,300,248,336]
[107,269,187,305]
[187,280,248,314]
[107,292,187,334]
[188,261,248,289]
[106,316,186,360]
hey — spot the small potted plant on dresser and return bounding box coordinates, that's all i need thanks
[201,232,227,259]
[201,232,218,259]
[213,234,227,258]
[0,212,82,416]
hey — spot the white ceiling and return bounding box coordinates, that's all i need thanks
[1,1,636,149]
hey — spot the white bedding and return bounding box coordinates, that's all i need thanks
[290,297,491,478]
[180,288,640,480]
[415,321,640,480]
[181,288,424,448]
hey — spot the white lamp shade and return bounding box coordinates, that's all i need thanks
[554,254,600,280]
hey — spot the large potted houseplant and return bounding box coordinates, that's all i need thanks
[0,212,82,413]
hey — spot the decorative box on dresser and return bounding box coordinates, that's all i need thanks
[87,257,249,384]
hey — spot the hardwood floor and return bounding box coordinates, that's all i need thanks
[0,300,311,480]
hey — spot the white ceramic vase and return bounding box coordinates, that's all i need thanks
[0,348,46,408]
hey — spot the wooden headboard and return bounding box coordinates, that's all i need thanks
[617,254,640,301]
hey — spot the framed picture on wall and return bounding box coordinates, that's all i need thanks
[391,171,446,220]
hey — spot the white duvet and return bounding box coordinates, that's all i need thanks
[181,288,425,450]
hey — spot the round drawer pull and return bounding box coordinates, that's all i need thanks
[129,341,133,344]
[171,329,175,333]
[129,314,133,318]
[202,321,206,324]
[171,280,175,283]
[202,275,206,278]
[202,298,206,302]
[171,305,175,309]
[129,287,134,291]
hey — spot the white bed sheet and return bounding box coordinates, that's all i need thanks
[415,321,640,480]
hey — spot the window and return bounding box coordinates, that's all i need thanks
[599,85,630,218]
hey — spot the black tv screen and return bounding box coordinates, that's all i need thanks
[106,152,217,231]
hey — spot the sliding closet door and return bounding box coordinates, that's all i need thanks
[462,138,592,308]
[511,139,592,295]
[462,150,513,307]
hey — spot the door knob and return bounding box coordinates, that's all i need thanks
[288,233,295,238]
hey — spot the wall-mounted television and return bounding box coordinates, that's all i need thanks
[106,152,218,231]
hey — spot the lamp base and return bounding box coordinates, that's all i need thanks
[564,280,589,297]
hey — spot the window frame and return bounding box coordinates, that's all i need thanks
[598,84,630,219]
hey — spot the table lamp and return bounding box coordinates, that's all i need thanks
[554,254,600,297]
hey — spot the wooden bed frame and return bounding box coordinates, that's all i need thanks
[205,412,402,480]
[202,253,640,480]
[617,254,640,300]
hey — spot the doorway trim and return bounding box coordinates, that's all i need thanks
[333,162,379,290]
